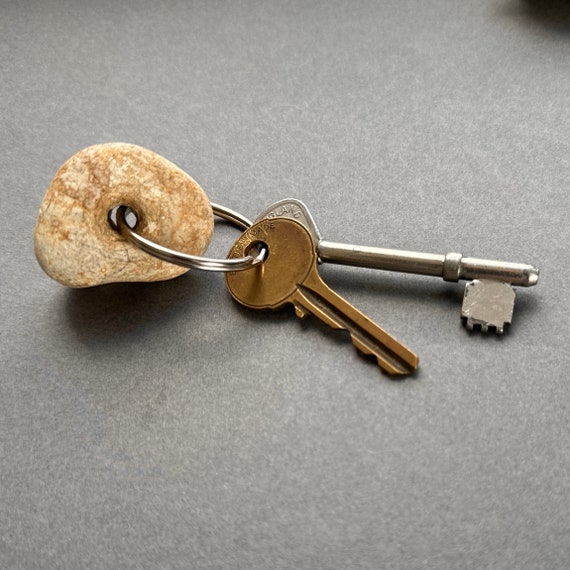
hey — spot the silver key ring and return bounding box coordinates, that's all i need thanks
[110,203,263,272]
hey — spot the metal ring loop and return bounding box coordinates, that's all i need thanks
[109,203,262,272]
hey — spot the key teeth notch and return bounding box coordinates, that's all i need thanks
[294,304,310,319]
[352,337,418,377]
[463,316,509,335]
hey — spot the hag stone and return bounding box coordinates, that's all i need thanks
[34,143,213,287]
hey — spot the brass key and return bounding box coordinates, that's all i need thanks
[225,217,418,376]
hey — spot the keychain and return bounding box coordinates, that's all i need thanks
[34,143,540,376]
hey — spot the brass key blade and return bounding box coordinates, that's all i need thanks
[291,274,418,375]
[225,218,418,377]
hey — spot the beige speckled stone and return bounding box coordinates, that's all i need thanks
[34,143,214,287]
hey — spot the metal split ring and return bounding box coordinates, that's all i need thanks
[110,203,263,272]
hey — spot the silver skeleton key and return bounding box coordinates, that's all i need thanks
[254,199,539,333]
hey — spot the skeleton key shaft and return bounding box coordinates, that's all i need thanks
[317,243,539,287]
[225,218,418,376]
[255,199,539,287]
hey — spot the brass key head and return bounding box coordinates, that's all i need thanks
[226,218,316,310]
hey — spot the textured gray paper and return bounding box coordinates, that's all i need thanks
[1,1,569,568]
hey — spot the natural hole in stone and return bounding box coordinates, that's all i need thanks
[108,206,139,231]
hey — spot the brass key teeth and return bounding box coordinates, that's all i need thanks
[293,284,418,376]
[352,338,418,376]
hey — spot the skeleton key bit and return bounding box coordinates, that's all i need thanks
[254,199,540,333]
[225,217,419,376]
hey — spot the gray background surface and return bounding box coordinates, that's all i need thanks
[1,0,569,568]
